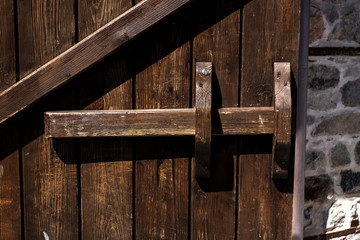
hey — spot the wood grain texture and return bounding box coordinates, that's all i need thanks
[272,62,292,179]
[0,2,20,239]
[78,1,134,239]
[0,0,193,125]
[238,0,300,238]
[0,0,16,92]
[195,62,212,179]
[191,0,240,238]
[134,8,190,238]
[241,0,300,107]
[0,123,20,240]
[45,109,196,137]
[22,116,79,240]
[80,138,133,240]
[44,107,275,138]
[18,0,79,239]
[17,0,75,79]
[216,107,274,135]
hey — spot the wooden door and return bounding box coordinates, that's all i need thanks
[0,0,300,239]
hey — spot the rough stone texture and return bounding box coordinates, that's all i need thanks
[341,79,360,107]
[324,5,339,24]
[305,206,313,220]
[309,5,325,44]
[328,3,360,44]
[304,0,360,237]
[340,170,360,194]
[306,150,325,170]
[305,55,360,238]
[333,233,360,240]
[326,199,359,233]
[308,65,340,90]
[307,115,316,125]
[308,90,337,110]
[312,112,360,136]
[355,141,360,164]
[310,0,360,47]
[305,175,334,201]
[304,201,335,237]
[330,143,351,168]
[322,0,346,3]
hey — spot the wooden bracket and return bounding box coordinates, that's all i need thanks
[272,62,292,179]
[195,62,212,179]
[44,62,292,180]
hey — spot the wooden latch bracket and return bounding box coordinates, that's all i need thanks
[44,62,292,180]
[195,62,212,179]
[272,62,292,179]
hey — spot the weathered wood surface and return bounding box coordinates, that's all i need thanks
[191,0,240,238]
[78,0,134,239]
[0,0,301,238]
[45,109,196,137]
[134,8,190,238]
[0,0,16,92]
[238,0,300,238]
[272,62,292,179]
[217,107,274,135]
[44,107,274,138]
[0,0,193,125]
[0,1,21,239]
[195,62,212,179]
[18,0,79,239]
[0,124,20,240]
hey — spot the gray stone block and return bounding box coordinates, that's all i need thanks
[312,112,360,136]
[330,143,351,168]
[341,79,360,107]
[340,170,360,193]
[305,175,334,201]
[306,150,325,170]
[308,65,340,91]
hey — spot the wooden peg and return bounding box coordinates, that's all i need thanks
[272,62,292,179]
[195,62,212,179]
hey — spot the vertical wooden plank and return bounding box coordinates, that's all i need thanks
[17,0,75,79]
[0,0,16,92]
[0,1,20,239]
[78,0,134,239]
[134,9,190,239]
[191,0,240,239]
[0,124,20,240]
[238,0,300,239]
[17,0,78,239]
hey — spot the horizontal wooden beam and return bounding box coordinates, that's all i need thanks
[45,109,196,137]
[45,107,275,138]
[0,0,192,124]
[216,107,274,135]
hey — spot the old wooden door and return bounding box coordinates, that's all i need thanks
[0,0,300,239]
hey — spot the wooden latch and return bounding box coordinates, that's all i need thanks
[45,62,292,179]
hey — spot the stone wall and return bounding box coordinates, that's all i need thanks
[309,0,360,47]
[305,0,360,239]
